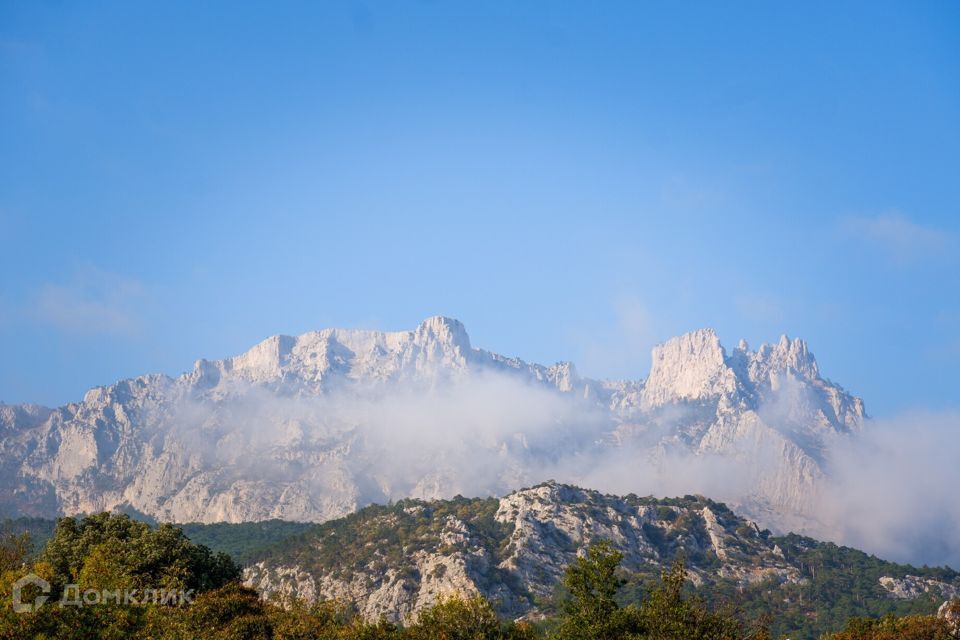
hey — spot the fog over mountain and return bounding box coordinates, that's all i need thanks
[1,316,956,567]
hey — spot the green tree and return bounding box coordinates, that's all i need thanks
[552,544,767,640]
[38,513,240,595]
[407,594,534,640]
[823,613,954,640]
[637,558,757,640]
[267,597,357,640]
[184,583,273,640]
[554,540,635,640]
[0,532,30,574]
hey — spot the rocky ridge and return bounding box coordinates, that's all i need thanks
[0,317,864,532]
[242,482,960,624]
[243,482,801,622]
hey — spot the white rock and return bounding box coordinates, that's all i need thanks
[1,318,863,534]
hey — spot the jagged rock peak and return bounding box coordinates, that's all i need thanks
[753,334,819,379]
[545,362,578,392]
[0,402,52,430]
[178,316,477,390]
[637,328,838,411]
[413,316,471,352]
[641,328,737,408]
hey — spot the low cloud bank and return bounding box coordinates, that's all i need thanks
[818,411,960,568]
[170,372,960,568]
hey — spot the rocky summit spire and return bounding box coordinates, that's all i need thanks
[752,335,819,381]
[640,328,738,409]
[413,316,472,353]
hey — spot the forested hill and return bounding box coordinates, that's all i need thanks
[0,516,313,566]
[242,483,959,640]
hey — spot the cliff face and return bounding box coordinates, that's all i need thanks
[0,317,863,533]
[608,328,863,524]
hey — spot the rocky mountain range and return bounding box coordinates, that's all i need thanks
[0,316,864,535]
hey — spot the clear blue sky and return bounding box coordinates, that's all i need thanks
[1,1,958,415]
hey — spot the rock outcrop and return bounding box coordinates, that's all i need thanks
[880,576,960,601]
[939,599,960,637]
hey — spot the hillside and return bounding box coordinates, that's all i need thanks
[0,516,313,567]
[243,482,959,639]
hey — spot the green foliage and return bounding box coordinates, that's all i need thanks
[689,534,959,640]
[37,512,241,595]
[655,507,678,522]
[178,520,314,565]
[186,583,273,639]
[405,594,536,640]
[267,597,357,639]
[822,612,955,640]
[554,540,631,640]
[0,532,30,575]
[553,541,763,640]
[256,495,530,610]
[1,516,312,569]
[0,517,56,557]
[0,599,148,640]
[634,558,763,640]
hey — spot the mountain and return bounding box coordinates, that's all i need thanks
[243,482,959,639]
[0,316,863,535]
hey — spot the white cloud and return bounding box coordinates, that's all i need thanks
[841,212,953,263]
[819,411,960,567]
[168,370,609,504]
[154,356,960,567]
[31,267,147,336]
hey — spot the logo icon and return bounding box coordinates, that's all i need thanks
[12,574,50,613]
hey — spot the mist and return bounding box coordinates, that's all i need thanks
[168,371,960,568]
[818,411,960,568]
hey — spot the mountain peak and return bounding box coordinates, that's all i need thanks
[754,334,819,380]
[414,316,471,351]
[641,328,737,408]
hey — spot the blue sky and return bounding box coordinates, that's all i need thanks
[1,1,958,415]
